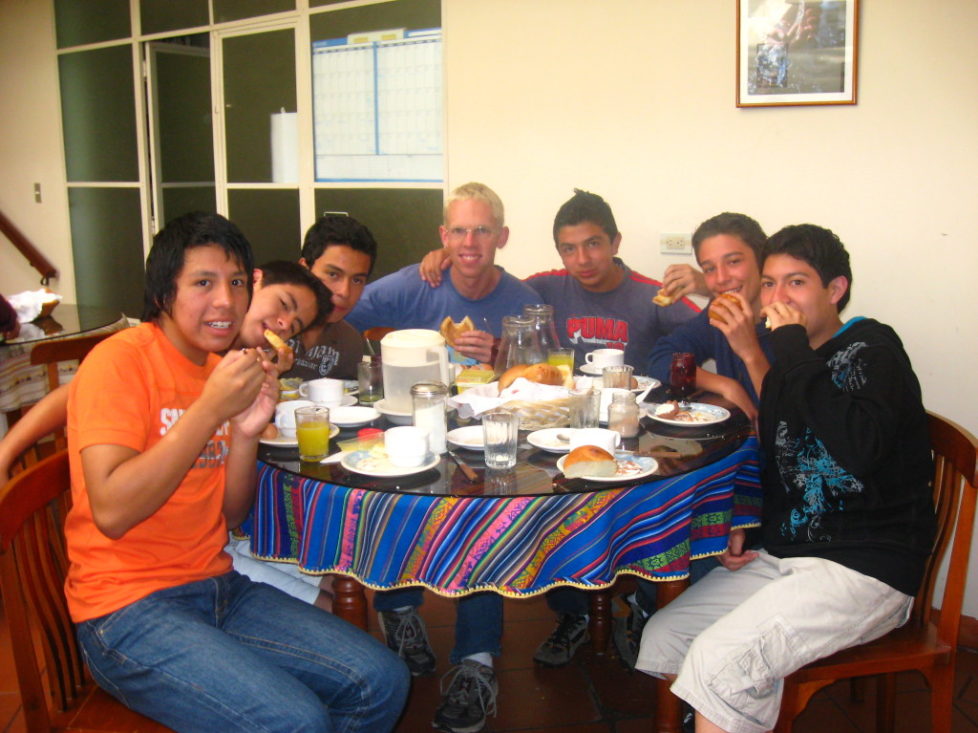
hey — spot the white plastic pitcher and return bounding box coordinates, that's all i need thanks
[379,329,451,413]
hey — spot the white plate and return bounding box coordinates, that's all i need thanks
[259,424,340,447]
[328,405,380,428]
[556,453,658,482]
[645,402,731,427]
[447,426,485,451]
[526,428,574,453]
[373,398,414,425]
[575,374,659,393]
[340,450,440,477]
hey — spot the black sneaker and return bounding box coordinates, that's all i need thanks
[433,659,498,733]
[681,701,695,733]
[532,613,589,667]
[378,607,437,676]
[611,593,649,670]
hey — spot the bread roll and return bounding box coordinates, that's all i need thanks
[707,292,740,325]
[498,364,529,390]
[521,362,564,386]
[563,445,617,478]
[439,315,475,347]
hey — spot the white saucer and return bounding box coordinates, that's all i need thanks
[526,428,573,453]
[645,402,731,427]
[556,453,658,482]
[373,399,414,425]
[447,425,485,451]
[579,362,625,376]
[328,405,380,428]
[340,450,440,477]
[259,424,340,447]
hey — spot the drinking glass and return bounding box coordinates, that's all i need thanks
[602,364,634,389]
[357,355,383,404]
[669,352,697,401]
[569,388,600,429]
[547,347,574,384]
[482,409,520,469]
[295,405,330,461]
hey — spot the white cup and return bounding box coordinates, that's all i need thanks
[274,399,314,438]
[569,427,621,455]
[299,377,344,406]
[384,425,430,467]
[585,348,624,368]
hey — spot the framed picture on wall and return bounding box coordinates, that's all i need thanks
[737,0,858,107]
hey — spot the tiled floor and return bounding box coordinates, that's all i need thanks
[2,589,977,732]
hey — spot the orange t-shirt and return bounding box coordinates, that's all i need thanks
[64,323,233,622]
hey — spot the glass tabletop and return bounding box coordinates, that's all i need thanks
[259,391,753,497]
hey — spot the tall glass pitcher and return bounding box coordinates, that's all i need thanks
[523,303,561,354]
[493,315,545,374]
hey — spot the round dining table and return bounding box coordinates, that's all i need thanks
[248,388,761,733]
[0,304,127,426]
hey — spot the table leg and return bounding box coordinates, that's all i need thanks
[655,578,688,733]
[588,590,612,654]
[332,576,368,630]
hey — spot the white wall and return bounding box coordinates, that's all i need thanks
[0,0,74,301]
[444,0,978,611]
[2,0,977,612]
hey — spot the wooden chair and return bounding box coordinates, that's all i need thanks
[0,450,169,731]
[775,411,978,733]
[8,332,112,474]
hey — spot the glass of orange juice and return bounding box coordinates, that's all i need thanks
[547,347,574,385]
[295,405,330,461]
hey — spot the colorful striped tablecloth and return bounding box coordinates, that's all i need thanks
[249,435,761,598]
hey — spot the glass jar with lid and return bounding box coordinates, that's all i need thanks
[607,391,640,438]
[411,381,449,454]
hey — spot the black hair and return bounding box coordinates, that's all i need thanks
[142,212,254,322]
[764,224,853,311]
[301,214,378,277]
[256,260,334,329]
[552,189,618,243]
[691,212,767,264]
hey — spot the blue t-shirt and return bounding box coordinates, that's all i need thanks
[646,308,774,405]
[347,263,541,339]
[525,259,699,375]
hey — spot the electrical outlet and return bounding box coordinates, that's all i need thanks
[660,233,691,255]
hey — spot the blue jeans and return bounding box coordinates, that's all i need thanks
[546,556,722,615]
[374,587,502,664]
[77,571,409,733]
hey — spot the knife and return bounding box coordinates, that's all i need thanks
[447,449,479,482]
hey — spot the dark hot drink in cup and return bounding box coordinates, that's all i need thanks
[669,352,696,401]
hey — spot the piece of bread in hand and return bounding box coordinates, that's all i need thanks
[707,292,741,325]
[439,315,475,347]
[264,328,293,358]
[652,290,676,307]
[563,444,617,478]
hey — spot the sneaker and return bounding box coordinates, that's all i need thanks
[433,660,498,733]
[532,613,589,667]
[681,701,695,733]
[611,593,649,670]
[378,608,437,676]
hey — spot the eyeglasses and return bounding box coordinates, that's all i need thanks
[446,226,495,242]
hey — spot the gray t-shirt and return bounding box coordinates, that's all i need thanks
[524,259,699,374]
[284,319,364,381]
